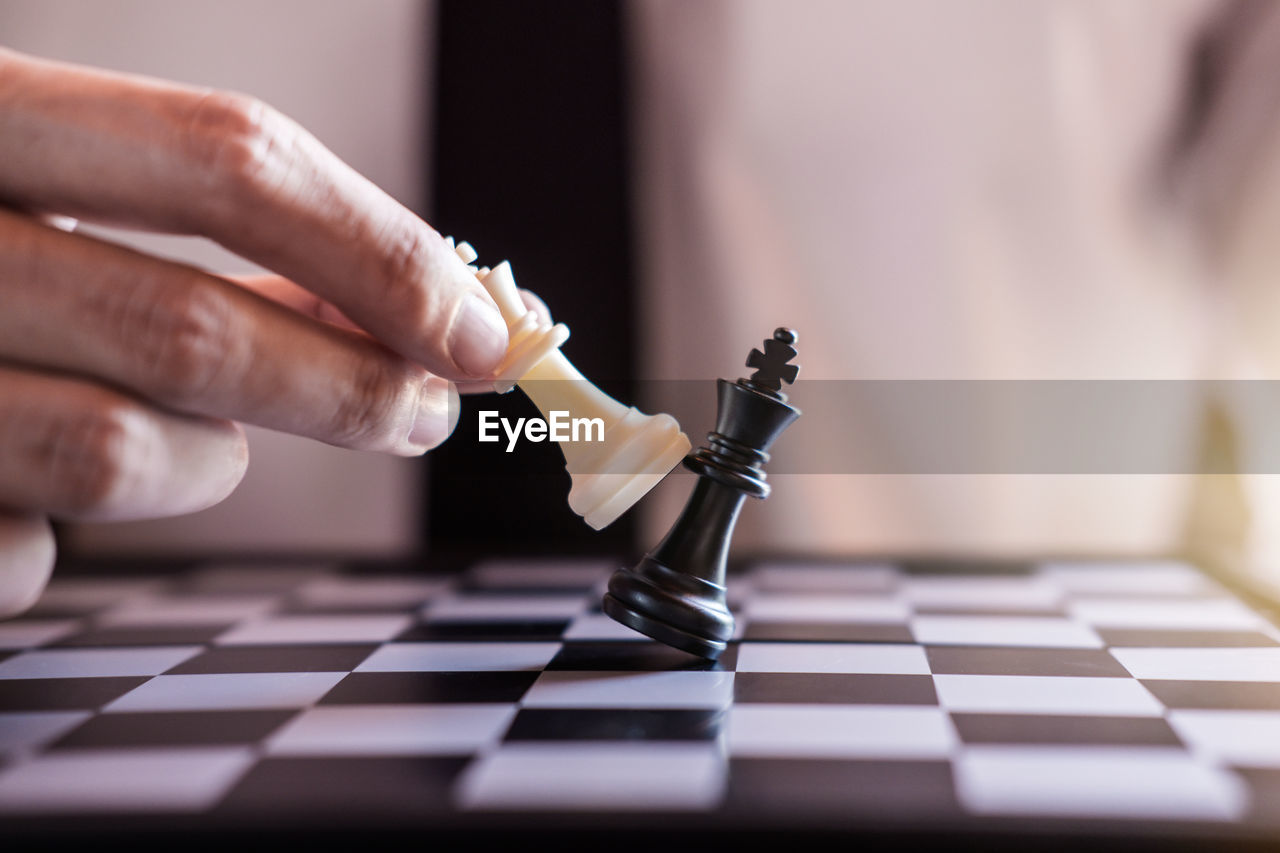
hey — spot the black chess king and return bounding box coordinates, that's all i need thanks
[603,329,802,659]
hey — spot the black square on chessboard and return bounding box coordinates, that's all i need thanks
[1097,628,1280,647]
[215,756,470,817]
[742,622,914,643]
[734,673,938,705]
[50,625,227,647]
[724,759,962,820]
[547,641,736,672]
[394,621,569,642]
[949,713,1183,746]
[0,677,149,711]
[1140,680,1280,710]
[898,559,1034,576]
[276,600,428,615]
[49,710,297,749]
[1231,768,1280,829]
[317,671,538,705]
[924,646,1131,677]
[505,708,725,741]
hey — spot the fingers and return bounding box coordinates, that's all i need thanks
[0,210,457,455]
[233,273,519,359]
[457,288,554,395]
[0,48,507,380]
[0,366,248,522]
[231,273,361,331]
[228,272,461,441]
[0,513,54,618]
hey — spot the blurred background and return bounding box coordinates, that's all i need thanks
[8,0,1280,593]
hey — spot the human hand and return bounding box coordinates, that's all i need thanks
[0,48,511,616]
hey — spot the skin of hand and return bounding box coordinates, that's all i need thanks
[0,48,522,617]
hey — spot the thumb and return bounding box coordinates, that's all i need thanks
[0,513,55,618]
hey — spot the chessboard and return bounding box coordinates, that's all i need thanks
[3,556,1280,848]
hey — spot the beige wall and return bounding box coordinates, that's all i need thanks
[0,0,434,555]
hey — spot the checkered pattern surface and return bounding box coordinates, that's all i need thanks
[3,557,1280,839]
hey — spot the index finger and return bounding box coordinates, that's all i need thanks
[0,48,508,380]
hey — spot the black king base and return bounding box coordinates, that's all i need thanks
[603,329,802,659]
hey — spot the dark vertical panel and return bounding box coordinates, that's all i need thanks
[426,0,637,555]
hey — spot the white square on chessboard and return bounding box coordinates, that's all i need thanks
[727,705,956,759]
[0,712,91,755]
[1067,598,1264,630]
[742,593,910,623]
[901,576,1063,610]
[521,671,734,709]
[735,643,929,674]
[0,748,256,813]
[421,593,588,622]
[214,614,412,645]
[104,672,346,711]
[267,704,517,756]
[748,562,899,593]
[454,743,725,811]
[31,577,166,612]
[933,675,1163,716]
[465,558,614,588]
[356,642,562,672]
[0,619,79,650]
[562,613,654,641]
[1038,561,1214,595]
[954,746,1247,821]
[1110,647,1280,682]
[1168,710,1280,767]
[0,646,202,679]
[292,576,448,608]
[910,615,1103,648]
[97,595,280,627]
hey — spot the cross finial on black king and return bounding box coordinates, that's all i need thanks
[602,329,802,659]
[745,328,800,394]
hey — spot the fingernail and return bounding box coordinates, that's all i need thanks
[408,375,460,451]
[448,292,508,376]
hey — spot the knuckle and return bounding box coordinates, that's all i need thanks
[124,278,238,407]
[328,354,410,450]
[368,219,432,323]
[42,406,146,515]
[182,90,293,196]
